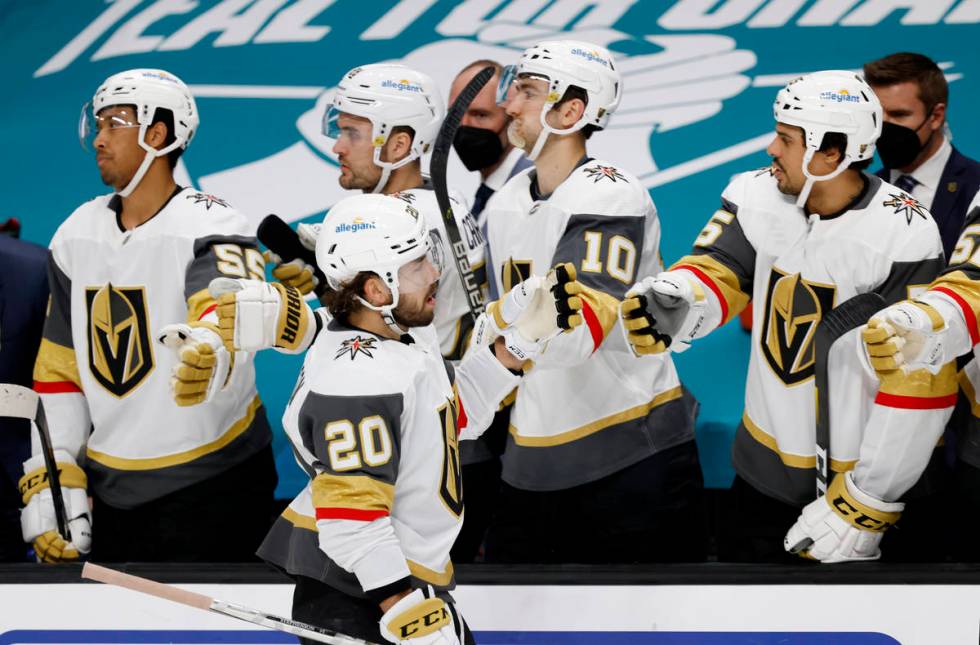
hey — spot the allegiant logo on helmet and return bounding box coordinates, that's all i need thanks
[140,70,178,84]
[381,79,424,93]
[819,89,861,103]
[570,48,609,67]
[335,219,377,233]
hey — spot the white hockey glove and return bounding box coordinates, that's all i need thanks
[379,587,463,645]
[484,262,583,363]
[862,300,948,375]
[619,270,707,356]
[158,321,233,407]
[784,471,903,563]
[19,450,92,563]
[263,223,322,296]
[209,278,316,354]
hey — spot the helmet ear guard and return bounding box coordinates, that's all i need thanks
[773,70,882,207]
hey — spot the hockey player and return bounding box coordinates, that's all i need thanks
[22,69,276,563]
[864,190,980,559]
[621,70,956,563]
[214,193,582,643]
[477,40,705,563]
[267,63,485,361]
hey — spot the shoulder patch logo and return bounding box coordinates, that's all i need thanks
[334,335,378,361]
[187,192,229,210]
[584,165,627,183]
[86,284,155,398]
[882,192,928,225]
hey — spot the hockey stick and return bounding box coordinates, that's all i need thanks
[258,214,327,293]
[0,383,69,538]
[430,65,496,321]
[81,563,378,645]
[813,293,885,497]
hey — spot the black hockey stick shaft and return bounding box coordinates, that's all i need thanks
[257,214,327,287]
[813,292,885,497]
[430,65,496,320]
[35,399,70,538]
[0,384,69,537]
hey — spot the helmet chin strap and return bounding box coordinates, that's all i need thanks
[117,125,184,198]
[795,147,853,208]
[354,292,405,337]
[527,102,587,162]
[370,145,417,194]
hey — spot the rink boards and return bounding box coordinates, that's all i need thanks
[2,564,980,644]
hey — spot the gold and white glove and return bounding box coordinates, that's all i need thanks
[263,223,323,295]
[158,321,233,406]
[484,262,583,362]
[784,471,903,563]
[620,270,707,356]
[19,450,92,563]
[863,300,948,375]
[379,587,463,645]
[210,278,316,354]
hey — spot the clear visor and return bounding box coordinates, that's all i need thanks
[322,105,374,146]
[396,230,445,296]
[79,101,140,150]
[496,64,519,106]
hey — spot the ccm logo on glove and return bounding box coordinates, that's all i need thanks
[831,494,897,532]
[394,598,450,639]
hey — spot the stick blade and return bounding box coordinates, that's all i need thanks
[0,383,39,420]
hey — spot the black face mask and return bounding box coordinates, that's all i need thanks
[453,125,504,171]
[876,115,933,170]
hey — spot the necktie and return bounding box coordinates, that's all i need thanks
[471,183,494,218]
[895,174,918,194]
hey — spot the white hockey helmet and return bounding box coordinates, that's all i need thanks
[316,193,443,332]
[501,40,621,160]
[322,64,444,194]
[80,68,199,198]
[773,70,882,206]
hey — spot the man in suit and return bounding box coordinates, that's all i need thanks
[0,230,49,561]
[865,52,980,261]
[447,59,532,563]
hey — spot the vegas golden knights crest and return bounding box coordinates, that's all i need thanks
[501,259,532,293]
[86,284,154,397]
[437,397,463,517]
[761,269,836,385]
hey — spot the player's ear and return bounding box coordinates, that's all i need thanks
[383,131,413,164]
[145,121,169,150]
[362,275,393,307]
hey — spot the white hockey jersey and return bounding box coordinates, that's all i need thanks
[675,169,955,506]
[484,157,695,491]
[257,319,517,598]
[32,187,271,509]
[390,184,485,359]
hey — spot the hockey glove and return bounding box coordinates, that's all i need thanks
[19,450,92,563]
[158,321,233,407]
[784,471,903,563]
[485,263,583,362]
[264,251,318,295]
[209,278,316,354]
[862,300,948,375]
[620,271,707,356]
[379,587,463,645]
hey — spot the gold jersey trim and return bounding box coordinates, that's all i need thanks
[407,559,454,586]
[281,506,318,532]
[509,386,683,447]
[186,287,217,323]
[742,412,856,472]
[313,473,395,513]
[86,395,262,470]
[33,338,82,388]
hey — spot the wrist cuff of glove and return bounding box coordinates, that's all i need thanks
[827,472,903,532]
[272,282,314,352]
[487,299,509,333]
[20,451,87,504]
[907,300,945,332]
[382,588,451,641]
[365,576,412,604]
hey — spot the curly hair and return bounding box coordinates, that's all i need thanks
[322,272,377,319]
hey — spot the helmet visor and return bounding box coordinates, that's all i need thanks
[397,229,446,296]
[79,102,140,150]
[496,64,518,106]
